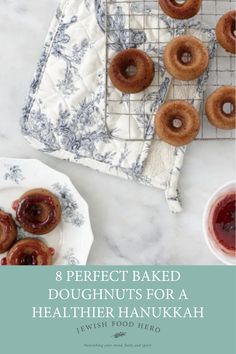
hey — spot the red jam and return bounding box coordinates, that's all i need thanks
[12,200,19,211]
[49,247,55,256]
[210,192,236,254]
[20,254,37,265]
[1,257,7,265]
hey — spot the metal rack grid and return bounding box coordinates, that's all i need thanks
[105,0,236,141]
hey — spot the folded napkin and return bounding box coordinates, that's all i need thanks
[21,0,216,212]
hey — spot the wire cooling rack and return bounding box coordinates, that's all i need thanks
[105,0,236,141]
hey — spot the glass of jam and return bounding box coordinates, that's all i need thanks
[203,181,236,265]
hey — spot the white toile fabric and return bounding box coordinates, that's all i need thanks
[21,0,216,212]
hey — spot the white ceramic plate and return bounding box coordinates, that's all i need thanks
[0,158,94,265]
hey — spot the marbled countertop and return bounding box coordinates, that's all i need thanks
[0,0,235,265]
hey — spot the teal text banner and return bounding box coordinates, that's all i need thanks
[0,266,235,354]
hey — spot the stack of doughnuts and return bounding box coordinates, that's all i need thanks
[0,188,62,266]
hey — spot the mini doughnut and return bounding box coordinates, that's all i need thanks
[3,238,53,265]
[216,10,236,54]
[0,210,17,253]
[155,100,200,146]
[109,49,155,93]
[205,86,236,130]
[164,35,209,81]
[13,189,61,235]
[159,0,202,19]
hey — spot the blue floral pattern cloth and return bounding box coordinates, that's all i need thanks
[21,0,216,212]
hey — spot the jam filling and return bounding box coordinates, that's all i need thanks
[211,193,236,252]
[1,257,7,265]
[19,254,37,265]
[49,247,55,256]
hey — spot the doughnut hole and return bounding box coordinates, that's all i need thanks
[168,116,184,131]
[125,65,137,77]
[231,18,236,37]
[177,47,193,66]
[20,253,37,265]
[25,203,50,224]
[173,0,186,5]
[120,58,138,79]
[221,100,235,118]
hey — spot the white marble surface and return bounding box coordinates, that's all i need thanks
[0,0,235,265]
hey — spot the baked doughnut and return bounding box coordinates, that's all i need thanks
[205,86,236,130]
[216,10,236,54]
[2,238,53,265]
[164,35,209,81]
[155,100,200,146]
[13,189,61,235]
[0,210,17,253]
[159,0,202,19]
[109,49,155,93]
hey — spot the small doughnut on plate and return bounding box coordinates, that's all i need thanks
[109,48,155,94]
[2,238,53,265]
[13,188,62,235]
[216,10,236,54]
[164,35,209,81]
[159,0,202,20]
[0,210,17,253]
[205,86,236,130]
[155,100,200,146]
[0,158,94,265]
